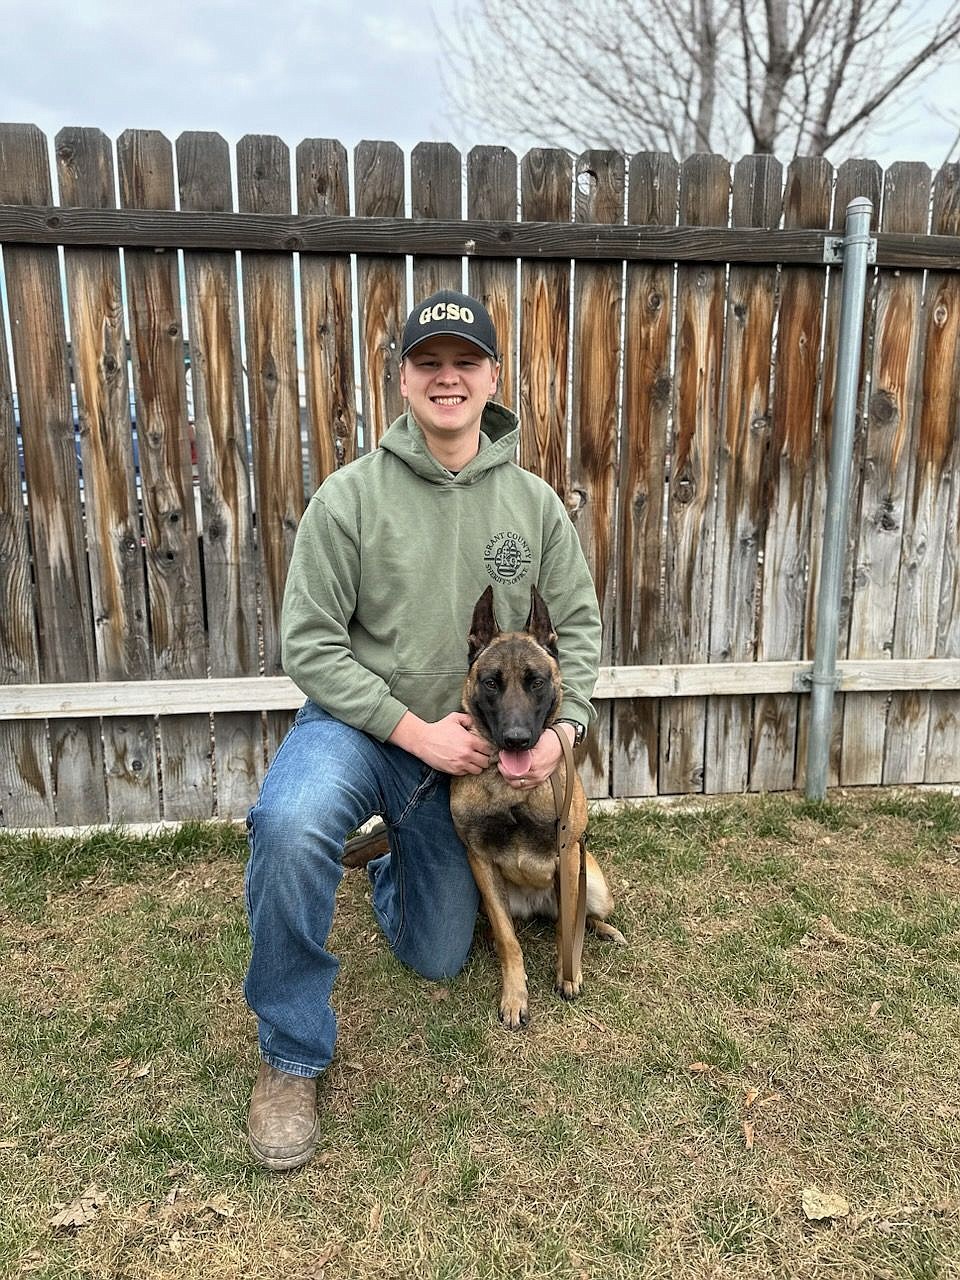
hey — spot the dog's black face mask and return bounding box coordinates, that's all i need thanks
[464,585,561,767]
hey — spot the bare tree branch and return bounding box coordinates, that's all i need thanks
[439,0,960,161]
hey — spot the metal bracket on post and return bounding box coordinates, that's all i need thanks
[822,235,877,264]
[806,197,874,802]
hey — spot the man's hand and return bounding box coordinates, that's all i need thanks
[388,711,494,775]
[499,721,575,790]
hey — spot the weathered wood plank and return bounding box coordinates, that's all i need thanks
[411,142,462,299]
[0,122,106,824]
[799,159,883,790]
[296,138,358,481]
[354,141,406,446]
[3,204,959,269]
[923,164,960,782]
[57,125,159,822]
[570,151,624,798]
[519,149,572,495]
[118,128,211,819]
[467,147,518,411]
[839,164,930,785]
[178,130,265,818]
[0,246,53,824]
[751,158,832,792]
[659,154,728,794]
[5,659,958,719]
[705,154,782,795]
[611,153,677,798]
[237,133,304,759]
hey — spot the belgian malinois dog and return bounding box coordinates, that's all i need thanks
[450,585,625,1029]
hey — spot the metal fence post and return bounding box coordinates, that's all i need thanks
[805,197,875,801]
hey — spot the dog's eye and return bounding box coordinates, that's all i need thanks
[482,677,499,691]
[529,677,545,691]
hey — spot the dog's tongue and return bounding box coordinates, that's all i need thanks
[499,749,533,778]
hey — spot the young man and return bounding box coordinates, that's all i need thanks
[244,289,601,1170]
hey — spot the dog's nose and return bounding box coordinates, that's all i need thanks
[502,730,533,750]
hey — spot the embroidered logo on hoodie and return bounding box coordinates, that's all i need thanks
[484,531,532,584]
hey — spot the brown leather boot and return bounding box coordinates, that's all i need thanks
[247,1061,320,1171]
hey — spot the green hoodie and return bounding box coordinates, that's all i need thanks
[280,403,601,742]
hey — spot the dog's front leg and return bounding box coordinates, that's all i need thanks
[554,917,583,1001]
[467,852,529,1029]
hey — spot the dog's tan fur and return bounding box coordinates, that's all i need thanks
[450,587,624,1029]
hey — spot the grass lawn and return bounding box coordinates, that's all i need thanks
[1,791,959,1279]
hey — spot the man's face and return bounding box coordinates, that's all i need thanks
[400,336,500,443]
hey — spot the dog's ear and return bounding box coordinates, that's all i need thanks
[524,586,559,659]
[468,585,500,666]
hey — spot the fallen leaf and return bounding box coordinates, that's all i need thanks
[202,1195,235,1219]
[868,1001,882,1018]
[414,1168,430,1188]
[802,1187,850,1221]
[429,987,451,1002]
[816,914,852,945]
[743,1120,755,1150]
[315,1244,342,1266]
[743,1087,760,1110]
[687,1062,713,1074]
[758,1092,782,1108]
[164,1186,184,1206]
[49,1185,104,1230]
[443,1074,468,1098]
[129,1062,152,1081]
[368,1201,383,1234]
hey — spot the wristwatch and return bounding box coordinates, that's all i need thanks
[555,719,586,748]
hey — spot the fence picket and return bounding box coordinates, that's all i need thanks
[117,128,211,818]
[0,266,53,824]
[467,147,518,411]
[355,141,406,447]
[612,153,678,798]
[411,142,462,299]
[236,133,303,758]
[177,130,265,816]
[660,154,728,794]
[296,138,358,481]
[751,157,832,791]
[840,164,930,784]
[923,165,960,782]
[56,126,158,822]
[570,151,624,798]
[0,123,106,823]
[705,154,782,794]
[519,149,572,495]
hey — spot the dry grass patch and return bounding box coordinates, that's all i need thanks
[1,795,959,1279]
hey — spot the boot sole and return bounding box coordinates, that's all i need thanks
[247,1118,320,1172]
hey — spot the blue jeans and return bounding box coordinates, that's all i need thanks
[244,701,480,1077]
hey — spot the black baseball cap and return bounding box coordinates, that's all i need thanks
[400,289,499,361]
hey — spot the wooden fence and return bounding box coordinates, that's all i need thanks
[1,123,959,827]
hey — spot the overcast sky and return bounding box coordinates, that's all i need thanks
[1,0,958,187]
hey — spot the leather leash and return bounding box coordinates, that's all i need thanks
[549,724,586,987]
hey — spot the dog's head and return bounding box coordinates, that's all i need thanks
[462,586,561,765]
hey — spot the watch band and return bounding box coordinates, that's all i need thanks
[555,718,586,748]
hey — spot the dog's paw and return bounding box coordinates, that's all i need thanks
[554,975,583,1001]
[498,989,529,1030]
[590,919,627,946]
